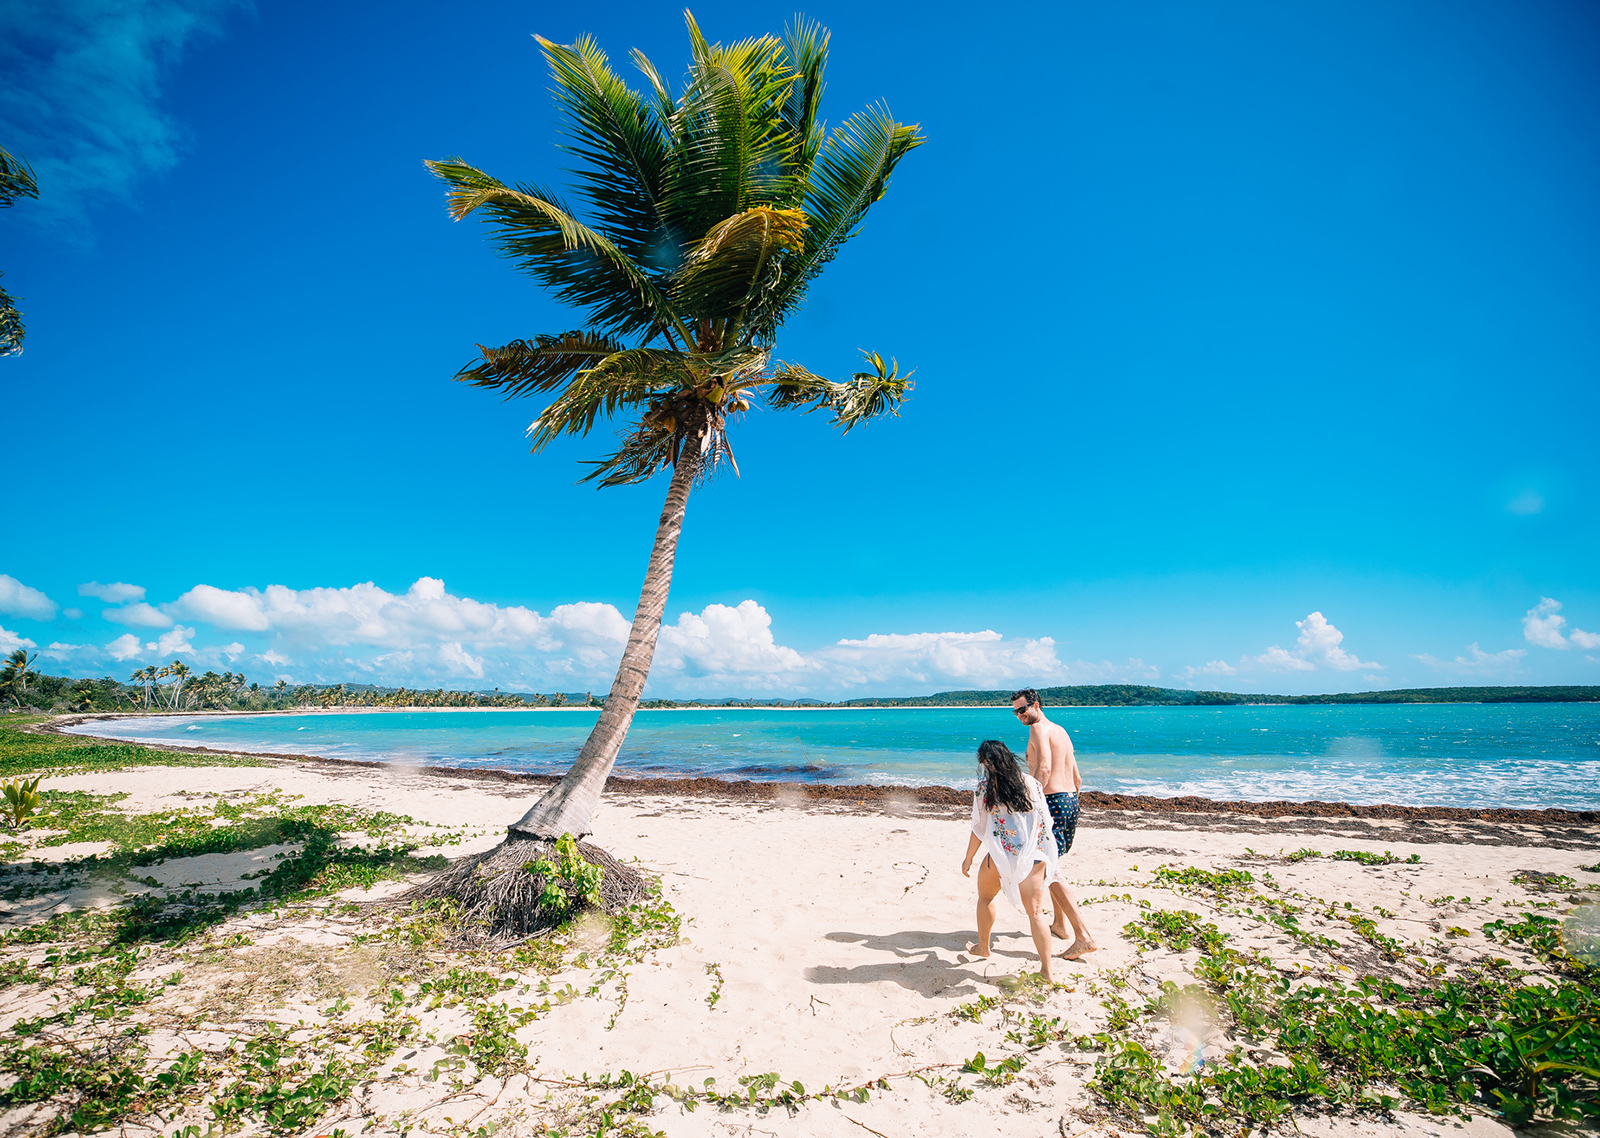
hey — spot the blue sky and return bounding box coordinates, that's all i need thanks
[2,0,1597,697]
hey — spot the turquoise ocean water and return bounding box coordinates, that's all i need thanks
[68,703,1600,810]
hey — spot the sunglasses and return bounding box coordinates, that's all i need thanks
[1012,704,1033,717]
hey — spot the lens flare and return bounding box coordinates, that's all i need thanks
[1561,903,1600,966]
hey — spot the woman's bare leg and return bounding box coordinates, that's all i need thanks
[1018,863,1053,983]
[967,856,1001,958]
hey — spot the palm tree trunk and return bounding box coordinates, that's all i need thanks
[510,455,696,839]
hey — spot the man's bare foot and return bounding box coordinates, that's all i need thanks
[964,941,992,959]
[1061,939,1098,960]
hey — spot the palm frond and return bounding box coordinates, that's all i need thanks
[527,348,693,451]
[780,17,828,177]
[0,149,37,210]
[426,158,690,343]
[833,350,913,432]
[662,15,801,245]
[582,423,679,487]
[630,48,679,147]
[675,206,807,332]
[756,105,924,340]
[0,276,23,357]
[763,361,837,412]
[763,350,912,433]
[537,35,673,272]
[455,331,625,400]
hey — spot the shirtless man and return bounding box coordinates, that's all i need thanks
[1013,688,1097,959]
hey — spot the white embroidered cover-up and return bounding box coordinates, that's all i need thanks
[971,771,1060,911]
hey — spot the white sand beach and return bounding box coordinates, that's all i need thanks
[1,747,1595,1138]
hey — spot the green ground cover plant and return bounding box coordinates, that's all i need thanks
[1082,863,1600,1132]
[0,718,265,777]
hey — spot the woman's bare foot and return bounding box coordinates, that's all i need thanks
[964,941,992,959]
[1061,938,1098,960]
[1050,920,1070,940]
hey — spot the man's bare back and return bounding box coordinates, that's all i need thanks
[1022,711,1079,796]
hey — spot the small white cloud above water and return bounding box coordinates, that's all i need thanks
[1522,597,1596,651]
[1236,612,1381,675]
[1413,642,1527,676]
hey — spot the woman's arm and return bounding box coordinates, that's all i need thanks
[961,830,982,877]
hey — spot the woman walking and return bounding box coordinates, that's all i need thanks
[961,739,1060,982]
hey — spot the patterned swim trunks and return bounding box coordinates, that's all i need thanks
[1045,791,1079,857]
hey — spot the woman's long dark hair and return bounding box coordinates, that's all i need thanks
[977,740,1031,814]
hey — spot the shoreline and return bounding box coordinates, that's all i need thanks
[34,714,1600,833]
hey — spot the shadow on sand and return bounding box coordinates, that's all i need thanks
[805,929,1039,998]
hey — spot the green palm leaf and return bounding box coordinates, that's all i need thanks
[0,276,23,357]
[757,105,924,340]
[779,17,828,175]
[426,158,691,344]
[675,206,808,333]
[0,148,36,210]
[527,348,692,451]
[456,332,626,400]
[537,35,672,271]
[765,351,912,433]
[662,14,802,246]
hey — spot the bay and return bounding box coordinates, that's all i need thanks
[67,703,1600,810]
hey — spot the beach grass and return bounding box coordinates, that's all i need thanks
[0,716,266,778]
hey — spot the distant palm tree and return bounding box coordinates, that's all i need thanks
[1,649,37,705]
[128,667,151,709]
[428,13,921,857]
[0,147,38,356]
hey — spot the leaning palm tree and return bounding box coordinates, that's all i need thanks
[0,147,38,357]
[419,12,921,937]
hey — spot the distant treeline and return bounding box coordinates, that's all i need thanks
[0,664,599,714]
[835,684,1600,707]
[4,665,1596,716]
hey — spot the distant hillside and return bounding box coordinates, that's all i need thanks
[836,684,1600,708]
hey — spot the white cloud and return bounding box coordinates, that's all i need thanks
[436,642,486,679]
[78,580,145,603]
[814,630,1069,692]
[258,650,290,667]
[654,601,807,686]
[63,608,83,620]
[1571,629,1600,650]
[0,625,37,653]
[1249,644,1317,673]
[152,626,195,657]
[0,0,245,232]
[1413,642,1527,676]
[219,642,244,660]
[104,602,174,629]
[1523,597,1570,649]
[0,574,57,620]
[1176,660,1238,682]
[1294,612,1381,671]
[38,641,86,661]
[168,583,269,630]
[106,633,143,661]
[1242,612,1380,673]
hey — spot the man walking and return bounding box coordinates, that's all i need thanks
[1013,688,1097,959]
